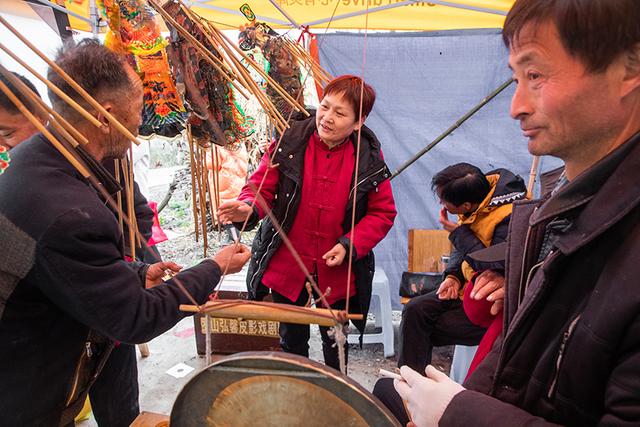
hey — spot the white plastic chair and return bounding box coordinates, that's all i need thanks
[347,269,395,357]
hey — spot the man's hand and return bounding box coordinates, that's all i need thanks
[439,208,458,232]
[394,365,465,427]
[217,200,253,224]
[212,243,251,274]
[322,243,347,267]
[436,276,460,300]
[145,261,182,289]
[471,269,505,315]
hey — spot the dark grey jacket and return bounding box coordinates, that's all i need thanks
[0,134,220,426]
[441,132,640,426]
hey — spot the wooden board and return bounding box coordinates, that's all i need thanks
[407,229,452,273]
[193,291,281,355]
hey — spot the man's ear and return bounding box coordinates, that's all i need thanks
[620,42,640,98]
[96,103,113,134]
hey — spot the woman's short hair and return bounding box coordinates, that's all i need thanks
[323,75,376,121]
[431,163,491,206]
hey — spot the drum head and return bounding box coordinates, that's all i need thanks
[170,351,400,427]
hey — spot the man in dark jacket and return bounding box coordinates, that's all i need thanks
[393,1,640,425]
[0,40,250,426]
[0,69,156,426]
[398,164,526,372]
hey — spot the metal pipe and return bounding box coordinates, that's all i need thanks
[28,0,92,24]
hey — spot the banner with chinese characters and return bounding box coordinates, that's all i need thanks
[190,0,511,31]
[37,0,512,32]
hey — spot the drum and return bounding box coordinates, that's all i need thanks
[170,351,400,427]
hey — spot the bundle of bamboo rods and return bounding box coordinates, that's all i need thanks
[0,28,145,260]
[147,0,309,136]
[282,38,332,86]
[180,300,363,327]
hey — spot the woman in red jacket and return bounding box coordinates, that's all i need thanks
[218,75,396,370]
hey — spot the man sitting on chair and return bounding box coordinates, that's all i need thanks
[397,163,526,372]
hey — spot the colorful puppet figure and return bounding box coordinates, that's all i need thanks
[0,146,10,175]
[163,1,253,147]
[239,22,304,121]
[98,0,188,138]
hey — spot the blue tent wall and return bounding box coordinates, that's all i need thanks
[318,29,562,308]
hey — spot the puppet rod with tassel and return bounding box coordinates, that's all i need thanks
[391,78,514,180]
[180,301,362,327]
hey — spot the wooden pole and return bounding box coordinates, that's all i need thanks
[187,127,200,242]
[180,301,362,327]
[527,156,540,199]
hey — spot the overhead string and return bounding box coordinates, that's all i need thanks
[209,0,343,299]
[344,0,370,317]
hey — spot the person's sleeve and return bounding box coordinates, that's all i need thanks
[444,247,465,284]
[440,390,562,427]
[133,180,154,242]
[34,206,221,344]
[235,142,280,230]
[450,216,510,272]
[344,178,396,260]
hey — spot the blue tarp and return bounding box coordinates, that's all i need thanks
[318,29,562,308]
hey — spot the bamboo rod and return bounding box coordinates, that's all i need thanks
[391,78,515,180]
[0,43,102,129]
[120,157,137,260]
[0,16,140,146]
[0,68,78,148]
[213,26,309,116]
[146,0,240,88]
[187,127,200,242]
[114,159,125,242]
[0,80,91,178]
[194,143,208,256]
[2,80,202,308]
[527,156,540,199]
[180,301,362,327]
[204,23,289,132]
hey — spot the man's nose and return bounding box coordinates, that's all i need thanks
[510,82,532,120]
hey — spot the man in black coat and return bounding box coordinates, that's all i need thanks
[0,40,250,426]
[393,1,640,425]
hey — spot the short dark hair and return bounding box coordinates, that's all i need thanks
[323,75,376,120]
[48,39,135,121]
[432,163,491,206]
[0,72,41,114]
[503,0,640,73]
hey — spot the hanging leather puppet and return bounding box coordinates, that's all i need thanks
[163,2,253,147]
[98,0,188,138]
[239,22,304,122]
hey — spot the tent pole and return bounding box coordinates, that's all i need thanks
[390,78,514,180]
[89,0,98,36]
[267,0,300,28]
[28,0,92,24]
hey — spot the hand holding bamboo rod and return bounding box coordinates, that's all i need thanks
[0,16,140,146]
[180,300,362,327]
